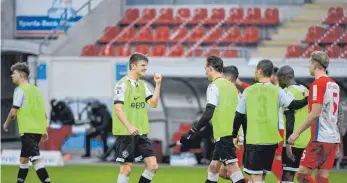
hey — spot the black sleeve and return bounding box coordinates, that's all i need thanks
[232,112,246,138]
[287,96,308,110]
[61,108,75,125]
[192,104,215,131]
[284,110,295,141]
[95,109,110,131]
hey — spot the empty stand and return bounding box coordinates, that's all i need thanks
[321,26,342,44]
[81,44,98,56]
[286,45,303,58]
[138,8,156,24]
[135,44,150,55]
[188,8,208,24]
[133,26,153,43]
[325,45,340,58]
[303,26,324,44]
[98,45,115,56]
[120,8,140,24]
[302,44,322,58]
[155,26,171,42]
[206,8,225,24]
[226,8,244,24]
[152,45,167,56]
[174,8,191,24]
[155,8,174,24]
[117,45,132,56]
[98,26,119,43]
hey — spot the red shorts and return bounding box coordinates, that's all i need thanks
[236,145,244,168]
[300,141,338,169]
[275,129,284,156]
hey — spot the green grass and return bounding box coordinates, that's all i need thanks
[1,165,347,183]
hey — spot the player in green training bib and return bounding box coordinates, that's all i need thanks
[277,65,311,183]
[232,60,308,183]
[180,56,247,183]
[113,53,162,183]
[3,62,51,183]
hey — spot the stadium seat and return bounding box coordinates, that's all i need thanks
[179,123,192,133]
[186,47,203,57]
[221,26,241,43]
[186,26,205,43]
[138,8,156,24]
[325,45,340,58]
[155,8,174,24]
[133,26,153,43]
[116,45,132,56]
[168,45,184,57]
[206,8,225,24]
[120,8,140,24]
[303,26,324,44]
[302,45,322,58]
[172,132,183,153]
[115,27,136,43]
[188,8,208,24]
[241,8,261,24]
[323,7,344,24]
[135,44,149,55]
[203,48,220,57]
[339,30,347,43]
[238,26,259,44]
[81,44,98,56]
[204,27,223,43]
[170,26,188,42]
[174,8,191,24]
[261,8,279,25]
[226,8,244,24]
[98,45,115,56]
[155,26,170,42]
[223,50,238,58]
[285,45,303,58]
[98,26,119,43]
[152,45,166,56]
[321,26,342,44]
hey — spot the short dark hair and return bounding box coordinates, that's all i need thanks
[223,65,239,81]
[277,65,295,79]
[206,55,223,73]
[273,66,279,75]
[256,59,273,77]
[129,53,149,70]
[11,62,30,78]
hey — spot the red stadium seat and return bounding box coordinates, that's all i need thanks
[188,8,208,24]
[323,7,344,24]
[120,8,140,24]
[339,30,347,43]
[135,44,149,55]
[303,26,324,44]
[204,27,223,43]
[98,26,119,43]
[221,26,241,43]
[203,49,220,57]
[179,123,192,133]
[174,8,191,24]
[168,45,184,57]
[285,45,303,58]
[239,26,259,44]
[98,45,115,56]
[223,50,238,58]
[186,26,205,43]
[138,8,156,24]
[261,8,279,25]
[170,26,188,42]
[340,45,347,58]
[186,47,203,57]
[241,8,261,24]
[302,45,322,58]
[116,45,132,56]
[155,8,174,24]
[115,27,136,43]
[133,26,153,42]
[226,8,244,24]
[322,26,342,44]
[152,45,166,56]
[325,45,340,58]
[206,8,225,24]
[155,26,170,42]
[81,44,98,56]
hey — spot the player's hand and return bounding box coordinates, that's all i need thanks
[3,122,9,132]
[42,134,49,141]
[288,132,299,145]
[127,126,139,135]
[286,145,295,162]
[233,137,239,149]
[153,72,162,85]
[179,128,197,145]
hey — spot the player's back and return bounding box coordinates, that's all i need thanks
[308,76,340,143]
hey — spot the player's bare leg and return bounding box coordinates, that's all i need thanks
[225,162,246,183]
[282,170,296,183]
[296,165,316,183]
[206,160,223,183]
[17,157,29,183]
[139,156,159,183]
[315,169,330,183]
[118,162,132,183]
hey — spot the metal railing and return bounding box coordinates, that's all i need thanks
[38,0,97,55]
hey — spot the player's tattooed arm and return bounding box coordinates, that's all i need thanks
[337,103,344,136]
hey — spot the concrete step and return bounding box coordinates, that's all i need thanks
[304,3,347,8]
[283,21,321,28]
[257,46,287,52]
[263,40,300,46]
[252,51,286,58]
[277,28,308,34]
[291,15,325,22]
[271,33,306,41]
